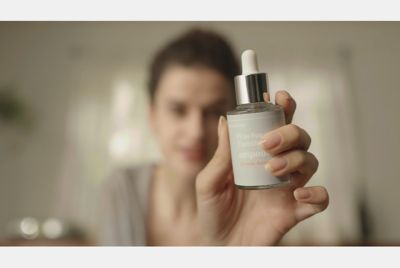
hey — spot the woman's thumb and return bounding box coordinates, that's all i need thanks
[196,116,233,197]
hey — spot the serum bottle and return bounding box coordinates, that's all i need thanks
[227,49,291,189]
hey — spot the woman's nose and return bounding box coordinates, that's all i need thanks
[185,111,205,142]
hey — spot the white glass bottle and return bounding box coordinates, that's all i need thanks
[227,50,291,189]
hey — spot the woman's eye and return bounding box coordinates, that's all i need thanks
[170,106,186,117]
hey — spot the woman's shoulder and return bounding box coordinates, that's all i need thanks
[102,162,154,194]
[97,162,155,245]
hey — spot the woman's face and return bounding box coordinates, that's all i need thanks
[150,64,234,178]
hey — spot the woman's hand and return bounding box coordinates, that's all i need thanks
[195,90,329,246]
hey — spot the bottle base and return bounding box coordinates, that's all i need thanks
[235,179,291,190]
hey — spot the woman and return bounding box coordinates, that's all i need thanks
[99,28,329,246]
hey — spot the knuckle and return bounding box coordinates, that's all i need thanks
[286,124,312,150]
[296,150,308,165]
[308,152,319,170]
[304,131,312,147]
[314,155,319,170]
[291,97,297,111]
[323,188,330,208]
[287,124,302,143]
[321,186,329,198]
[304,152,319,174]
[316,186,330,210]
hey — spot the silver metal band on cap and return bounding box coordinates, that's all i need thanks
[234,73,268,105]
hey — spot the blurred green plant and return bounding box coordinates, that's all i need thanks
[0,85,32,130]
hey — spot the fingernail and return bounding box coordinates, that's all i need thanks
[294,188,310,200]
[259,132,281,150]
[265,157,287,172]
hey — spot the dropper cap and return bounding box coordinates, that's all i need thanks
[234,49,268,105]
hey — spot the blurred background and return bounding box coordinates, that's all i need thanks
[0,22,399,246]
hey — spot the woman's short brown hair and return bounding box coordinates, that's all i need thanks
[148,28,239,102]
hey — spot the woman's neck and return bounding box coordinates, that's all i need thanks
[146,162,201,246]
[153,162,198,217]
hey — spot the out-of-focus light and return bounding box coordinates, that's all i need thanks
[109,130,133,159]
[42,218,64,239]
[20,217,39,239]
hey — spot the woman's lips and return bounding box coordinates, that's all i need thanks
[180,147,205,162]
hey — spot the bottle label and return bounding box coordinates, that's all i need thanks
[227,110,290,188]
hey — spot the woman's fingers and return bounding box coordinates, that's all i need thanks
[263,92,270,102]
[259,124,312,156]
[263,90,296,124]
[276,90,297,124]
[265,150,319,180]
[196,116,232,199]
[293,186,329,222]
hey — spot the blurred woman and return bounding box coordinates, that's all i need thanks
[99,28,329,246]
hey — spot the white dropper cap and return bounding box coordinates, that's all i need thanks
[234,49,268,105]
[241,49,260,75]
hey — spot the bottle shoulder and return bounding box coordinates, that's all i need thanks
[227,102,283,116]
